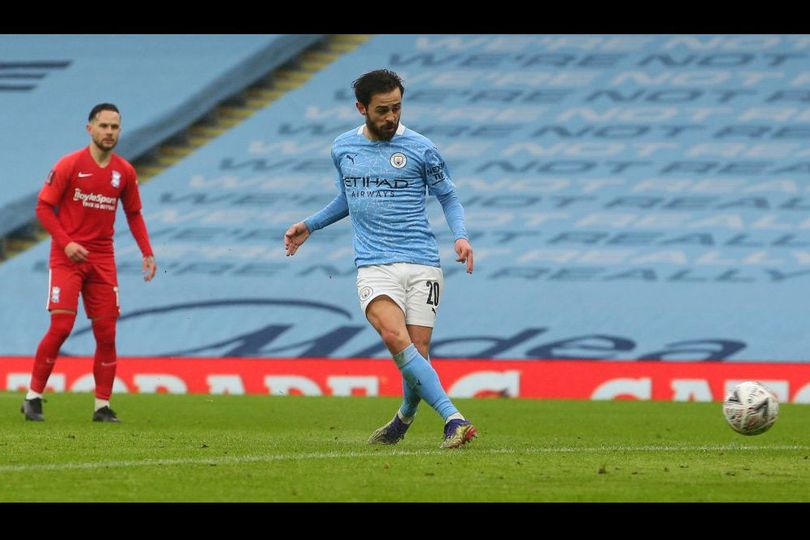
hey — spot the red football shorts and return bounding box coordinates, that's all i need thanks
[47,256,119,319]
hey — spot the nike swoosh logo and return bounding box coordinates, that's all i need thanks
[78,172,93,178]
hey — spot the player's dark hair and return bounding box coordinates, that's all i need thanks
[352,69,405,107]
[88,103,120,122]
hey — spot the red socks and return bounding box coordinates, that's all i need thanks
[91,318,117,400]
[31,314,119,400]
[30,312,76,393]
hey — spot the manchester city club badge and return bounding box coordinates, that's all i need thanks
[390,153,407,169]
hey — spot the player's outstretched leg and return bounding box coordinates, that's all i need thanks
[395,344,477,448]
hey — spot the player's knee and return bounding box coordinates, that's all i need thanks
[91,318,117,347]
[50,312,77,341]
[379,326,408,348]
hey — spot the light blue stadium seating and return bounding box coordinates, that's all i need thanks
[2,34,808,362]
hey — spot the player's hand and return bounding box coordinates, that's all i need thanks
[455,238,474,274]
[284,222,310,256]
[143,255,157,282]
[64,241,89,263]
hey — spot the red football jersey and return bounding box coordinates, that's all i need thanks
[39,147,143,258]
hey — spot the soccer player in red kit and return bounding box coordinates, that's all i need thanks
[21,103,157,423]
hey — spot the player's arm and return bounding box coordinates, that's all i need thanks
[35,199,89,263]
[121,171,157,282]
[284,194,348,256]
[125,209,156,281]
[285,157,349,257]
[436,190,474,274]
[425,146,474,274]
[37,162,89,263]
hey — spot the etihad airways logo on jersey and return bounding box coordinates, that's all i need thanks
[72,188,118,211]
[343,177,409,189]
[344,176,409,198]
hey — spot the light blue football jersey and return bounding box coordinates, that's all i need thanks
[304,123,468,268]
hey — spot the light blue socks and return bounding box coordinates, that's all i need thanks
[394,343,458,421]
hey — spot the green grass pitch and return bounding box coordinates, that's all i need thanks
[1,391,809,502]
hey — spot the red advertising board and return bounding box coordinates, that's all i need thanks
[2,356,810,402]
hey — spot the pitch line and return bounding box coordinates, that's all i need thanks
[0,444,808,473]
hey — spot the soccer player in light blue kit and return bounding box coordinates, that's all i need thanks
[284,69,477,448]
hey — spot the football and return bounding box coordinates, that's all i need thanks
[723,381,779,436]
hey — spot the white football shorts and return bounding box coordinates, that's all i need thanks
[356,262,444,327]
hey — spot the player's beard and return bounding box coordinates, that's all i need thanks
[93,136,118,152]
[366,118,398,141]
